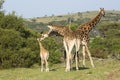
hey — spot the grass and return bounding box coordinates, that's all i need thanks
[0,58,120,80]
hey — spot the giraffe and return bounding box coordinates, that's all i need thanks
[75,8,105,68]
[41,25,77,71]
[39,8,105,71]
[37,37,49,72]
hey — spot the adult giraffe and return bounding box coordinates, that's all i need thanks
[40,8,105,71]
[75,8,105,67]
[41,25,78,71]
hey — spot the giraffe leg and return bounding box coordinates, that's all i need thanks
[63,40,68,58]
[72,39,81,70]
[82,45,86,67]
[45,59,49,72]
[75,52,79,70]
[75,39,80,70]
[63,50,66,68]
[41,59,44,72]
[85,45,95,68]
[65,40,75,72]
[66,53,71,72]
[63,40,70,72]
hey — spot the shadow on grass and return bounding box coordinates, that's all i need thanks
[49,66,89,71]
[72,67,89,71]
[49,68,57,71]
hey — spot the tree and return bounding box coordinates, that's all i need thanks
[0,0,5,9]
[78,12,82,18]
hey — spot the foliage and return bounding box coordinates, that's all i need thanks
[0,11,39,69]
[48,20,68,26]
[68,23,78,31]
[0,0,4,9]
[90,37,109,58]
[0,11,64,69]
[26,21,47,32]
[90,22,120,59]
[41,37,63,64]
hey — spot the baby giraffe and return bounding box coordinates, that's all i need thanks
[37,37,49,72]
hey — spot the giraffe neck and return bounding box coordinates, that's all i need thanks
[40,42,45,50]
[50,25,72,36]
[77,10,103,33]
[88,11,103,27]
[38,40,45,50]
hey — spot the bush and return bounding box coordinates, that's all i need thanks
[0,12,39,69]
[41,37,63,64]
[90,37,109,58]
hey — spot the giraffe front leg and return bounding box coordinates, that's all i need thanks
[63,40,70,72]
[45,59,49,72]
[41,59,44,72]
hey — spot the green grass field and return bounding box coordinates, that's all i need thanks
[0,58,120,80]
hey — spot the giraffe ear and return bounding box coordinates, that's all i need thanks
[99,8,103,12]
[100,8,104,10]
[100,8,102,11]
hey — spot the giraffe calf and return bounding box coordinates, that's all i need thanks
[37,38,49,72]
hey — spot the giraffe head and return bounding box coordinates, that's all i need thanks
[100,8,105,17]
[38,25,56,42]
[39,32,49,41]
[48,25,54,30]
[37,38,40,42]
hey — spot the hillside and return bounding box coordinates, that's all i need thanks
[26,10,120,32]
[27,10,120,23]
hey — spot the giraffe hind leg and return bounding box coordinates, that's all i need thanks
[65,40,75,72]
[75,40,80,70]
[75,51,79,70]
[85,45,95,68]
[45,59,49,72]
[82,45,86,67]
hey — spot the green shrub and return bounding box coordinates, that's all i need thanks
[41,37,63,64]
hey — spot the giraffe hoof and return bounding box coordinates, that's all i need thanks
[65,69,70,72]
[46,68,49,72]
[41,69,43,72]
[76,68,79,71]
[92,65,95,68]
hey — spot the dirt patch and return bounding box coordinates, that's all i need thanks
[106,69,120,80]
